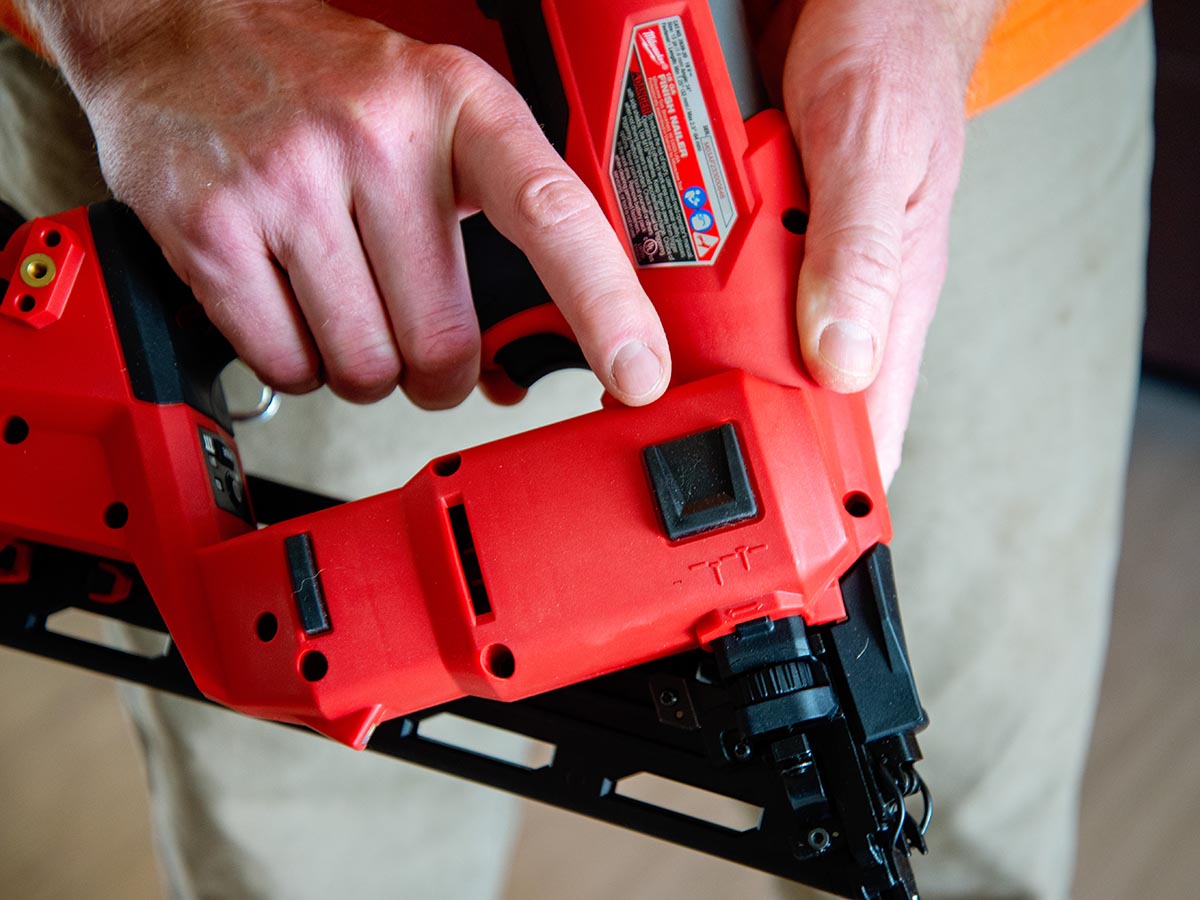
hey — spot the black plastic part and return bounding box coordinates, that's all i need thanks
[462,216,587,390]
[644,424,759,541]
[199,428,253,524]
[87,201,236,432]
[284,533,331,636]
[492,333,589,388]
[245,475,339,520]
[448,503,492,618]
[0,489,929,900]
[713,616,836,740]
[463,214,553,334]
[0,197,23,245]
[483,0,569,154]
[822,544,927,743]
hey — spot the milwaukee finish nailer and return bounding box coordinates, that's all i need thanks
[0,2,930,896]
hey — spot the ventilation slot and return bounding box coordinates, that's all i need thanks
[448,503,491,618]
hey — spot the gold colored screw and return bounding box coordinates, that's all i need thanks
[20,253,56,288]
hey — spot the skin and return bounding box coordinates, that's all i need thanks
[19,0,1000,485]
[769,0,1001,483]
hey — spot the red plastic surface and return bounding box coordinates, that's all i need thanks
[1,220,83,329]
[0,1,889,749]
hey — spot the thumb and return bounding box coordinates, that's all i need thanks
[795,153,912,393]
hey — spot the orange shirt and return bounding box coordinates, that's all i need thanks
[967,0,1144,113]
[1,0,1145,116]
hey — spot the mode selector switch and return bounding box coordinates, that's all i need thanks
[643,424,758,541]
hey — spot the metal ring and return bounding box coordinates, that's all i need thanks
[230,385,281,423]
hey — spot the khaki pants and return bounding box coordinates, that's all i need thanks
[0,8,1154,899]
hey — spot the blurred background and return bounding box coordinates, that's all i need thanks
[1,3,1197,898]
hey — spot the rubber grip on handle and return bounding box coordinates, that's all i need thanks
[87,201,238,433]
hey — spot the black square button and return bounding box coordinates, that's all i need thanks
[643,424,758,541]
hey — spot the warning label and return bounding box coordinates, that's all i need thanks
[611,17,737,267]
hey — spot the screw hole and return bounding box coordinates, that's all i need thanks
[844,492,873,518]
[104,502,129,529]
[432,454,461,477]
[256,613,278,642]
[782,208,809,235]
[300,650,328,682]
[4,416,29,444]
[18,295,35,313]
[483,643,515,679]
[43,230,61,248]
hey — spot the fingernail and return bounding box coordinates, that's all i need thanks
[818,320,876,379]
[611,341,664,400]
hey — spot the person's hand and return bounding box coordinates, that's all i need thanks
[23,0,671,407]
[762,0,999,485]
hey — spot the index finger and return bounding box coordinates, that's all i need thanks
[450,66,671,406]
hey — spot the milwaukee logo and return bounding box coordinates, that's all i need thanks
[638,28,668,70]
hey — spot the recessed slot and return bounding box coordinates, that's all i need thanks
[615,772,763,832]
[418,713,555,769]
[448,503,491,618]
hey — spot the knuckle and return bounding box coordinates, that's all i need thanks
[422,43,489,79]
[511,168,593,234]
[257,132,320,194]
[565,283,640,337]
[256,347,320,393]
[819,228,903,312]
[176,188,247,256]
[398,313,479,378]
[326,338,401,399]
[418,43,503,109]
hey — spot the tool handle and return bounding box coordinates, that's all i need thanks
[85,201,239,431]
[470,0,814,402]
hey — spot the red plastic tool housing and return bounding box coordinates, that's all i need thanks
[0,0,889,749]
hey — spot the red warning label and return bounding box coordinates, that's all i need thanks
[612,18,737,267]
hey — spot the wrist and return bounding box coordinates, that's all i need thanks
[16,0,274,103]
[936,0,1007,89]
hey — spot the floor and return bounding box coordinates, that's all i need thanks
[1,377,1196,900]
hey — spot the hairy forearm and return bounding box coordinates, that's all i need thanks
[15,0,226,100]
[941,0,1009,84]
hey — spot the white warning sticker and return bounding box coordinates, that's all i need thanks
[611,17,737,267]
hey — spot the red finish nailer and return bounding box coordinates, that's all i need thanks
[0,2,930,896]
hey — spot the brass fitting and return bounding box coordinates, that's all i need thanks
[20,253,56,288]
